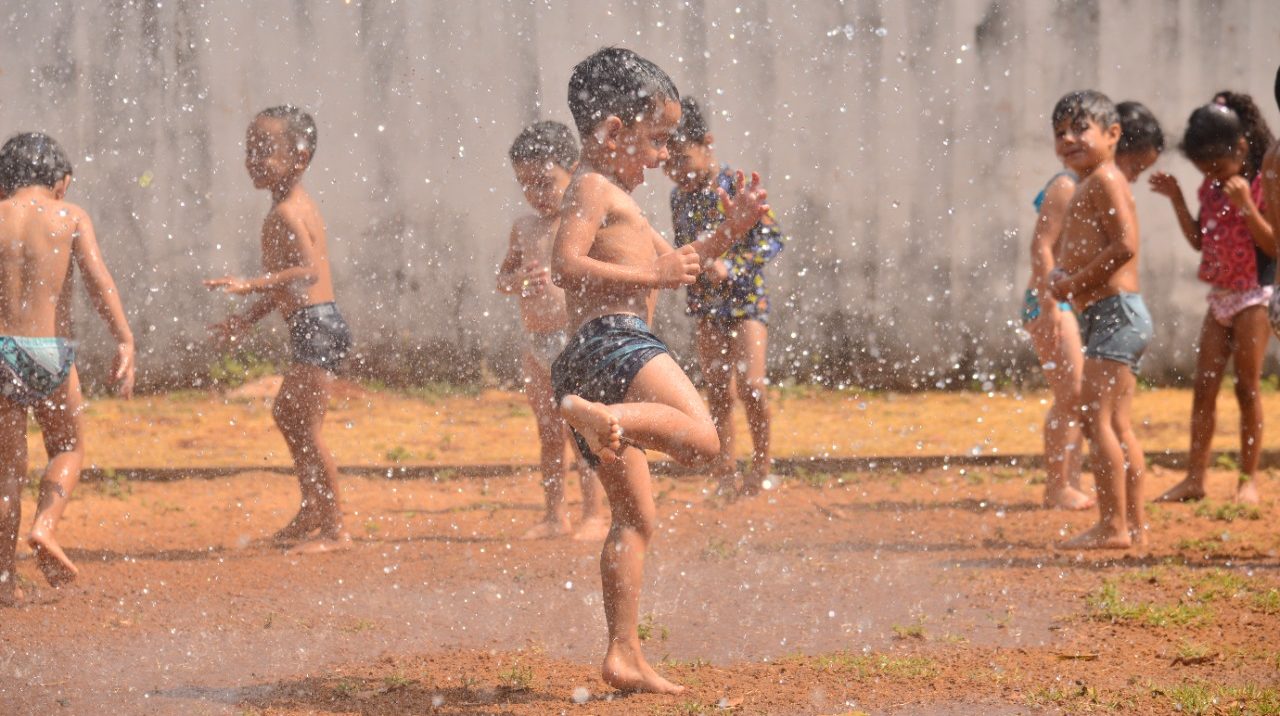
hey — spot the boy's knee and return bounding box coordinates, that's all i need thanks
[1233,378,1260,403]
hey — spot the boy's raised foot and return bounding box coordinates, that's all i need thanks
[272,507,325,543]
[572,514,611,542]
[27,530,79,587]
[521,515,573,540]
[288,531,352,555]
[602,644,684,695]
[559,396,621,464]
[1235,479,1260,505]
[1152,478,1206,503]
[1057,522,1132,550]
[1043,485,1096,511]
[0,581,25,608]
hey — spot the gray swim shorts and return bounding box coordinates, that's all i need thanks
[1077,293,1152,372]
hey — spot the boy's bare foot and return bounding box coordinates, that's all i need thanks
[288,531,352,555]
[572,514,611,542]
[27,531,79,587]
[1057,523,1132,550]
[272,508,324,542]
[560,396,622,464]
[1043,485,1096,511]
[602,645,684,695]
[0,583,25,607]
[1235,479,1260,505]
[521,515,573,540]
[713,472,738,499]
[1153,478,1206,503]
[1129,527,1149,548]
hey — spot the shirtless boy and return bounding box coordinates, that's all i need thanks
[551,47,769,693]
[1266,66,1280,337]
[497,120,607,540]
[207,106,353,554]
[1047,91,1153,550]
[0,132,135,604]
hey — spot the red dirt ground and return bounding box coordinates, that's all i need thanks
[2,386,1279,715]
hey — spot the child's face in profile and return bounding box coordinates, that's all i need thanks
[245,116,305,190]
[513,160,572,218]
[663,138,716,193]
[605,98,681,191]
[1191,141,1247,183]
[1054,115,1118,173]
[1116,147,1160,183]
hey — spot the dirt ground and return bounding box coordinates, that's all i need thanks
[2,386,1279,715]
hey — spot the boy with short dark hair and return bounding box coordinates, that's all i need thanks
[1047,90,1152,549]
[207,105,353,554]
[0,132,136,604]
[497,120,607,541]
[552,47,769,693]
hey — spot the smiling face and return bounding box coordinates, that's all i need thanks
[245,116,307,191]
[512,159,572,218]
[1054,115,1119,175]
[604,98,681,191]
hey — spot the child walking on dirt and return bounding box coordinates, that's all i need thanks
[1047,91,1153,550]
[0,132,136,605]
[1150,92,1275,506]
[207,106,353,554]
[551,47,769,693]
[497,120,608,540]
[664,97,785,497]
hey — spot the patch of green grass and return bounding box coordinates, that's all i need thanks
[497,661,533,692]
[792,467,829,488]
[1215,452,1241,473]
[209,351,277,389]
[1251,589,1280,615]
[342,619,376,634]
[1154,683,1280,716]
[94,469,132,499]
[384,445,413,463]
[1175,641,1215,663]
[330,678,359,698]
[1085,582,1213,627]
[382,674,416,690]
[891,620,927,640]
[1195,501,1262,523]
[1190,570,1251,603]
[1175,536,1224,554]
[805,652,939,680]
[701,536,739,561]
[637,613,669,643]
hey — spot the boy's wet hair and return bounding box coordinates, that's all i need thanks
[257,105,318,160]
[1051,90,1119,131]
[0,132,73,194]
[1115,101,1164,156]
[508,120,579,169]
[567,47,680,136]
[1182,91,1274,180]
[672,97,710,145]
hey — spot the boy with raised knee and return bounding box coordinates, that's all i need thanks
[207,106,352,554]
[0,132,135,604]
[1047,91,1152,549]
[498,120,607,540]
[551,47,768,693]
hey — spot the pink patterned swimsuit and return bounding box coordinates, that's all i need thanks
[1197,176,1273,326]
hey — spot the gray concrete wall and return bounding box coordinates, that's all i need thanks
[1,1,1278,386]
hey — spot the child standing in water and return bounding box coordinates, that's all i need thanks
[551,47,768,693]
[664,98,785,497]
[207,106,353,554]
[0,133,135,604]
[1150,92,1274,505]
[1048,91,1153,550]
[1023,101,1164,511]
[497,121,607,540]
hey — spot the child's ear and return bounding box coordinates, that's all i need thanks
[54,175,72,199]
[295,148,313,170]
[595,116,624,149]
[1105,122,1122,142]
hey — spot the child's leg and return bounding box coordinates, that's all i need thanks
[1111,370,1146,545]
[1026,310,1090,509]
[1229,306,1268,504]
[521,352,572,539]
[1061,359,1133,549]
[571,442,609,541]
[272,363,349,552]
[695,318,737,490]
[0,400,27,605]
[731,320,772,494]
[595,444,682,694]
[1156,311,1228,502]
[28,369,85,586]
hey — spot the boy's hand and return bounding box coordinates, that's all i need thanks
[518,260,551,298]
[719,171,770,237]
[1222,176,1252,210]
[1148,171,1181,199]
[654,244,701,287]
[208,315,247,345]
[705,258,731,284]
[1047,268,1071,302]
[204,276,253,295]
[112,342,136,399]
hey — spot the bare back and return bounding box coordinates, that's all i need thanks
[1263,145,1280,260]
[0,189,79,337]
[263,186,335,317]
[511,213,570,333]
[1057,164,1140,309]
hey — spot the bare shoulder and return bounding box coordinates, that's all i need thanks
[565,171,628,213]
[511,212,542,237]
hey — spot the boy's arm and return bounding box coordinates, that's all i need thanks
[1224,176,1275,258]
[552,173,698,290]
[204,210,320,295]
[688,171,770,263]
[1149,172,1202,251]
[1264,150,1280,261]
[496,224,525,295]
[1055,175,1138,298]
[70,209,135,396]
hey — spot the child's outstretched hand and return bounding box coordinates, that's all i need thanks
[720,171,770,237]
[208,314,247,347]
[655,244,701,287]
[112,341,136,399]
[1222,176,1252,210]
[1148,171,1181,199]
[204,276,253,295]
[518,260,551,298]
